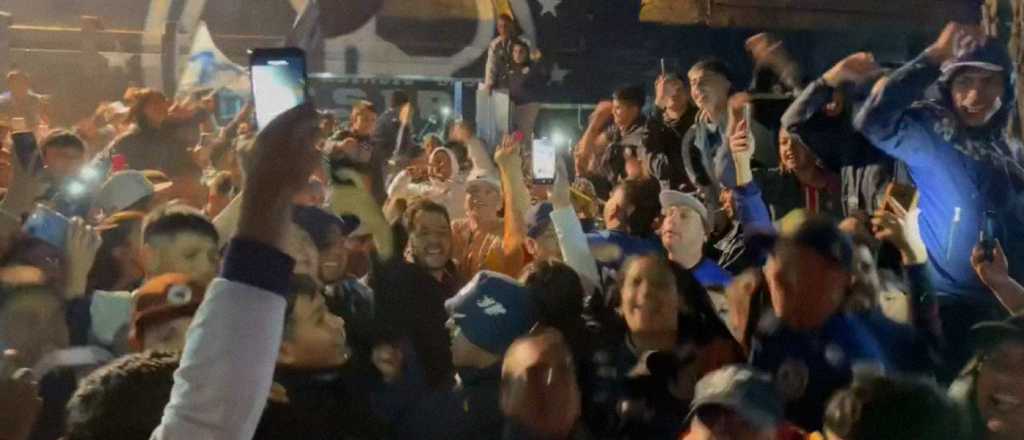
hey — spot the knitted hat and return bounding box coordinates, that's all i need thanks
[445,271,537,355]
[129,273,208,350]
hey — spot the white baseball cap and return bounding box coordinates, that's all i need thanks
[93,170,173,214]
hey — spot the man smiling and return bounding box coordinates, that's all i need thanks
[856,22,1024,379]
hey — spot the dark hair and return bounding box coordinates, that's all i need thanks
[824,374,968,440]
[612,85,646,109]
[403,199,452,233]
[522,260,584,331]
[611,255,732,345]
[64,351,180,440]
[87,211,146,292]
[127,89,167,129]
[689,58,734,85]
[0,236,64,274]
[616,177,662,237]
[142,203,219,246]
[283,273,321,340]
[390,91,410,109]
[40,129,86,154]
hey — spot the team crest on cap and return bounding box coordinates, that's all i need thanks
[167,285,193,305]
[477,296,507,316]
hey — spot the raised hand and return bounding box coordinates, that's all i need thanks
[925,22,986,65]
[972,240,1010,288]
[549,159,572,209]
[872,203,928,265]
[237,103,320,248]
[823,52,882,87]
[494,134,523,171]
[64,217,103,298]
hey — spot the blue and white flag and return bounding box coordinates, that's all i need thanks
[177,21,250,98]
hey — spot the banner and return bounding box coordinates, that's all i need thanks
[177,22,250,99]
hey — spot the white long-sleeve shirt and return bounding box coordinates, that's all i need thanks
[550,206,600,294]
[151,240,295,440]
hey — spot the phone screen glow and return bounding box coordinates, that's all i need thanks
[252,58,306,129]
[532,138,556,181]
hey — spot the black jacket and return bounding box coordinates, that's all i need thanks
[400,365,505,440]
[255,364,391,439]
[781,78,905,216]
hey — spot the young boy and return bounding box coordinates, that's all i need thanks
[141,204,220,285]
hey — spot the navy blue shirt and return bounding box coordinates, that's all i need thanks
[750,312,890,431]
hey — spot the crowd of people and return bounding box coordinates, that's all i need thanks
[0,14,1023,440]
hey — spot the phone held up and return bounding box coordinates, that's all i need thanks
[11,129,44,173]
[980,210,998,262]
[531,137,557,185]
[249,47,308,130]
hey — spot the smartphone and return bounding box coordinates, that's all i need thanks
[882,182,919,213]
[250,47,308,130]
[23,205,69,249]
[980,210,998,262]
[660,58,666,75]
[11,131,43,172]
[532,138,556,185]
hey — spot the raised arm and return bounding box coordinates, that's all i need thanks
[549,161,600,290]
[495,136,531,262]
[728,119,772,234]
[576,102,613,175]
[854,23,985,159]
[972,241,1024,315]
[873,204,945,347]
[152,103,319,440]
[330,168,396,263]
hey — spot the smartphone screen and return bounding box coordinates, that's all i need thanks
[532,138,556,184]
[250,47,308,130]
[12,131,42,172]
[23,204,69,249]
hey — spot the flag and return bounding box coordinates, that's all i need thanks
[177,21,250,98]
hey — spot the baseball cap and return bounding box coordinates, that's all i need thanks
[466,169,502,196]
[659,190,709,232]
[525,202,554,239]
[940,40,1010,80]
[748,215,853,272]
[688,365,783,430]
[129,273,208,350]
[971,315,1024,352]
[445,271,538,355]
[94,170,173,214]
[292,205,355,250]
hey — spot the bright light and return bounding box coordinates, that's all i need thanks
[441,106,451,117]
[66,181,87,197]
[79,166,100,182]
[551,131,567,146]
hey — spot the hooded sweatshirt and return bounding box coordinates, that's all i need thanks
[855,42,1024,301]
[387,147,467,219]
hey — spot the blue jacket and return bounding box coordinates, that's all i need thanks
[855,51,1024,300]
